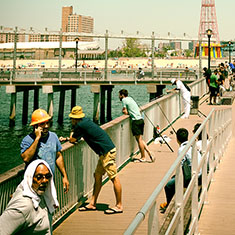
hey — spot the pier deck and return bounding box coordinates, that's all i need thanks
[53,97,235,234]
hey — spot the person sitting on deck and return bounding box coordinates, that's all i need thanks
[160,128,202,213]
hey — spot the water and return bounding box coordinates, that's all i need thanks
[0,85,150,175]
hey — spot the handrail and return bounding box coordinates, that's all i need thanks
[0,77,208,227]
[124,107,232,234]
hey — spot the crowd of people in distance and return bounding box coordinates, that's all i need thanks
[203,60,234,105]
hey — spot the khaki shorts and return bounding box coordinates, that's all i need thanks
[95,148,117,179]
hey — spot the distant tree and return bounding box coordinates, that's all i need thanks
[184,49,193,58]
[122,38,145,57]
[108,50,123,58]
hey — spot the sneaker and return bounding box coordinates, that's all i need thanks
[159,202,168,213]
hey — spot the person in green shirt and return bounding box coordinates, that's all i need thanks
[209,70,219,105]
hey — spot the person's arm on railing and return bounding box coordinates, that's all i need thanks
[56,151,69,193]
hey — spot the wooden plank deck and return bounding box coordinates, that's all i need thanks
[198,101,235,234]
[53,97,234,235]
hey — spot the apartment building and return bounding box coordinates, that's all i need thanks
[62,6,94,42]
[0,27,25,43]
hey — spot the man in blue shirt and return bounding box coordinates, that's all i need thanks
[65,106,123,214]
[21,109,69,193]
[119,89,154,162]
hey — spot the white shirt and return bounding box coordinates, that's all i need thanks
[176,80,190,97]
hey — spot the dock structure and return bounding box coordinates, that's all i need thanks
[1,75,234,233]
[52,94,235,235]
[0,68,197,126]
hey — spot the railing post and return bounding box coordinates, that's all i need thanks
[201,127,208,203]
[58,29,62,85]
[175,165,184,235]
[104,30,108,80]
[148,202,159,235]
[151,32,155,79]
[199,39,202,79]
[12,26,17,81]
[191,141,199,234]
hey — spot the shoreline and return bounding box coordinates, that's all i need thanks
[0,57,224,70]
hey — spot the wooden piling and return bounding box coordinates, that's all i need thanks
[22,89,29,125]
[9,92,16,127]
[58,89,65,125]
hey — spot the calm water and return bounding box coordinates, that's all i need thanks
[0,85,150,174]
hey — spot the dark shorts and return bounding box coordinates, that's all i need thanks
[131,119,144,136]
[209,86,218,97]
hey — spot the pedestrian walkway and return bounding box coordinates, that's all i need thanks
[53,97,234,235]
[198,102,235,234]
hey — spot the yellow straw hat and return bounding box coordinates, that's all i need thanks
[69,106,85,119]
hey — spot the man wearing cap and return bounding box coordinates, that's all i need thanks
[171,78,191,119]
[20,109,69,193]
[63,106,123,214]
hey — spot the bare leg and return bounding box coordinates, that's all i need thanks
[87,172,103,209]
[142,140,151,157]
[135,135,146,160]
[111,176,122,210]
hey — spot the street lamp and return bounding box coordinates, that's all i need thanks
[75,37,79,72]
[206,29,212,70]
[228,41,232,64]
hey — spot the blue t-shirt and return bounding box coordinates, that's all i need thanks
[121,96,142,121]
[20,131,62,174]
[72,117,115,156]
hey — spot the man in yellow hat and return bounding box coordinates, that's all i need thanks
[62,106,123,214]
[20,109,69,193]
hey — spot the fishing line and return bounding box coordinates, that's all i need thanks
[130,96,174,152]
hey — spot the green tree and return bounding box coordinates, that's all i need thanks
[184,49,193,58]
[122,38,145,57]
[108,50,123,58]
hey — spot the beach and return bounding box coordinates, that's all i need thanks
[0,57,223,70]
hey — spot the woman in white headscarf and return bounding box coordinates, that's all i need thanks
[0,159,59,235]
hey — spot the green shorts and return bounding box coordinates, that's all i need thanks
[95,148,117,179]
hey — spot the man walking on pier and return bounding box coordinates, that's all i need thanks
[119,89,154,162]
[64,106,123,214]
[20,109,69,193]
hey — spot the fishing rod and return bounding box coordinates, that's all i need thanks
[131,96,174,153]
[166,88,207,118]
[149,96,177,135]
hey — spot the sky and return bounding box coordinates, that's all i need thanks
[0,0,234,48]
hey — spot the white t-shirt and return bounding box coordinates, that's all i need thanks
[176,80,190,96]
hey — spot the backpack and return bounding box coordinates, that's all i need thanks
[182,157,191,187]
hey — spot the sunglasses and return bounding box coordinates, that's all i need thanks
[34,173,52,181]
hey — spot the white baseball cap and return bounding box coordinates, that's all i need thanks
[171,78,176,84]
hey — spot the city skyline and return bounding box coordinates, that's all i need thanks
[0,0,234,46]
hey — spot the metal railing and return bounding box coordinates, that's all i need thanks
[0,68,197,86]
[0,77,208,226]
[124,107,232,235]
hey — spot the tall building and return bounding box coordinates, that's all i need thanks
[67,14,79,41]
[62,6,73,41]
[61,6,94,42]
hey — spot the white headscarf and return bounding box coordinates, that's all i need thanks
[21,159,59,213]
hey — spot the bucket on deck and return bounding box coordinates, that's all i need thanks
[190,96,199,115]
